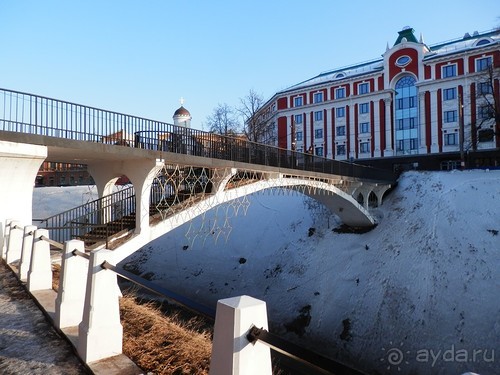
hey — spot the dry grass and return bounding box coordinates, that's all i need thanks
[52,263,61,291]
[51,267,212,374]
[119,295,212,375]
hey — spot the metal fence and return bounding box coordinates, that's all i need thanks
[0,88,395,183]
[34,185,136,243]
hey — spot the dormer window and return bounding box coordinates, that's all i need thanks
[396,55,411,67]
[475,39,492,47]
[335,73,345,79]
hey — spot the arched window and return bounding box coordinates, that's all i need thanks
[394,76,419,155]
[475,38,491,47]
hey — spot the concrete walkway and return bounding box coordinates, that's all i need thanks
[0,261,88,375]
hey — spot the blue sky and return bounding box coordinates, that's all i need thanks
[0,1,498,130]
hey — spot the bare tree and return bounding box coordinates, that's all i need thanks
[466,64,500,151]
[238,89,273,143]
[204,103,239,136]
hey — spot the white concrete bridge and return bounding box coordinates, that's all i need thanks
[0,88,395,264]
[0,88,394,374]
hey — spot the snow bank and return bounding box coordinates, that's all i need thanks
[34,170,500,374]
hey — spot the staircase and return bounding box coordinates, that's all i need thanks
[36,173,214,250]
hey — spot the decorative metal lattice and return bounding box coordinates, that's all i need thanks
[149,164,357,245]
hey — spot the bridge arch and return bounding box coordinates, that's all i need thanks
[112,168,379,263]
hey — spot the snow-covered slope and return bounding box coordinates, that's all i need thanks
[33,170,500,374]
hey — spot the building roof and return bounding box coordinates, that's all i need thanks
[394,26,419,45]
[279,27,500,94]
[173,106,191,117]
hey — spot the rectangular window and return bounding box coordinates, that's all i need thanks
[359,122,370,133]
[336,126,346,136]
[313,92,323,103]
[443,88,456,101]
[314,110,323,121]
[410,138,418,150]
[442,64,457,78]
[397,138,419,152]
[478,128,494,142]
[295,114,303,124]
[336,144,346,155]
[315,147,324,156]
[444,133,457,146]
[476,56,492,72]
[444,110,457,123]
[336,107,345,118]
[294,96,303,107]
[358,82,369,95]
[360,142,370,153]
[397,118,416,130]
[478,105,491,120]
[359,103,369,114]
[396,96,416,109]
[478,82,493,95]
[296,131,303,141]
[314,128,323,139]
[335,87,345,99]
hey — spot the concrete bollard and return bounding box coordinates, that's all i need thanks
[5,221,23,265]
[27,229,53,291]
[55,240,88,329]
[0,221,5,259]
[210,295,272,375]
[19,225,37,281]
[78,249,123,363]
[1,220,13,260]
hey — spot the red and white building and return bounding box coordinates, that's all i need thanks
[258,27,500,169]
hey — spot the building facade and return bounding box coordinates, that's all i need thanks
[257,27,500,169]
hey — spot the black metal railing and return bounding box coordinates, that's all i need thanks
[95,258,365,374]
[247,327,366,375]
[34,185,136,244]
[101,260,216,319]
[0,88,396,183]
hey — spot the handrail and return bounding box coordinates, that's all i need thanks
[34,185,136,244]
[38,235,64,250]
[100,260,216,319]
[0,88,396,183]
[34,185,135,224]
[247,327,366,375]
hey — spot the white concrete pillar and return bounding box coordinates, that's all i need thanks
[0,141,47,228]
[210,295,272,375]
[430,90,439,153]
[55,240,89,328]
[87,159,162,235]
[348,105,356,159]
[19,225,37,281]
[78,249,123,363]
[0,221,5,259]
[5,221,23,264]
[212,168,237,194]
[27,229,53,291]
[1,219,13,260]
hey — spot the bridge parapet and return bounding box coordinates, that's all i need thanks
[0,87,396,186]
